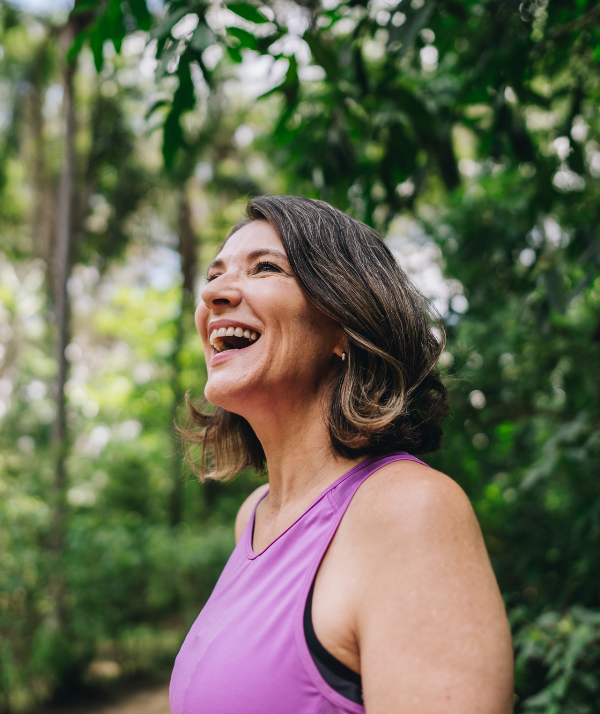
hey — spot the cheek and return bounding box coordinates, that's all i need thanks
[275,303,336,370]
[195,302,209,337]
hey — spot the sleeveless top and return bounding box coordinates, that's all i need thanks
[169,452,427,714]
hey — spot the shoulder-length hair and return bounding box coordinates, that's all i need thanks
[183,195,448,481]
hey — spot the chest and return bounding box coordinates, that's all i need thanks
[251,495,363,674]
[169,508,360,714]
[172,567,309,713]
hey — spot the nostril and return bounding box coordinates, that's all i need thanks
[213,298,230,305]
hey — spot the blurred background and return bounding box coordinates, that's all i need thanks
[0,0,599,712]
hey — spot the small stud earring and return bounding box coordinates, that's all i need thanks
[341,352,347,362]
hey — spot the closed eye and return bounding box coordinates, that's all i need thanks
[206,272,220,282]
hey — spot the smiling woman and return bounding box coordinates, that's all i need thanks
[183,196,448,481]
[171,196,514,714]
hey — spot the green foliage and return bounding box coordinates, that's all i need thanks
[77,0,285,166]
[2,0,600,711]
[79,94,152,264]
[0,8,270,709]
[514,607,600,712]
[0,253,264,710]
[70,0,152,71]
[163,54,197,169]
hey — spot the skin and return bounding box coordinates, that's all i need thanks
[197,220,514,713]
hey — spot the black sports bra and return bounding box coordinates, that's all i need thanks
[304,577,363,705]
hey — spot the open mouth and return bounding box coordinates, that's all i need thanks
[209,326,260,353]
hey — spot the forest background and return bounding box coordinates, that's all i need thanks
[1,0,599,711]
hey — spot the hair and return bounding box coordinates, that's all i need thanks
[182,195,448,480]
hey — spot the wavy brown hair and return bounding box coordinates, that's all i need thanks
[183,195,448,480]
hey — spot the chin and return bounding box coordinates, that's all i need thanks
[204,376,251,414]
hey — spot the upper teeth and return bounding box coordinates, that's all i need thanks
[209,326,259,349]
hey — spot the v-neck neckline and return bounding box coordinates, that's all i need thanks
[245,455,381,560]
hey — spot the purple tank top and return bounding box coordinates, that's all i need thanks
[169,452,427,714]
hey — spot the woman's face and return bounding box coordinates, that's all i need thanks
[196,220,343,416]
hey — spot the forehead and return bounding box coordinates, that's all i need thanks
[217,220,285,261]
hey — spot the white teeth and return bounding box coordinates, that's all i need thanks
[210,326,261,350]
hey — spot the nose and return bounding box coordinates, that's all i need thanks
[200,273,243,312]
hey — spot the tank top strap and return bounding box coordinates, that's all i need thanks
[328,451,429,513]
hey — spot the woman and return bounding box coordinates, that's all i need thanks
[169,196,513,714]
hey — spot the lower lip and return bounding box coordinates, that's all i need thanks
[210,341,258,366]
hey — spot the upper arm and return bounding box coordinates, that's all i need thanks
[352,465,513,714]
[234,484,269,544]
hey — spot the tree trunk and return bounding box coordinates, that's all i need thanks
[169,189,198,526]
[49,25,77,624]
[28,40,55,268]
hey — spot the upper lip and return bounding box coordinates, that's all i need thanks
[207,319,262,335]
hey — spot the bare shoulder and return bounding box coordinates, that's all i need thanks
[344,459,498,609]
[234,483,269,544]
[348,459,479,544]
[344,460,513,712]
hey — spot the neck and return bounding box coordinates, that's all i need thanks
[242,392,362,516]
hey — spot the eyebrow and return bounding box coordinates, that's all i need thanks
[207,248,290,272]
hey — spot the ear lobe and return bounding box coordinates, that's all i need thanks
[333,333,349,359]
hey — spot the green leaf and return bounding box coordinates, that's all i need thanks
[227,27,258,51]
[226,3,269,24]
[127,0,153,31]
[162,57,196,169]
[90,14,110,73]
[67,27,90,64]
[108,0,126,54]
[226,45,244,63]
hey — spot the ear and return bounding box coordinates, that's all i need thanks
[333,331,349,359]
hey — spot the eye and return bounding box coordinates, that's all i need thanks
[253,261,282,275]
[206,272,221,282]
